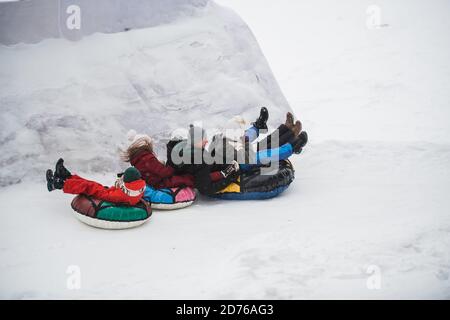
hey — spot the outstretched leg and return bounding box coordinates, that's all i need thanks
[257,124,293,151]
[240,131,308,171]
[257,112,303,151]
[46,158,107,198]
[62,175,109,198]
[244,107,269,143]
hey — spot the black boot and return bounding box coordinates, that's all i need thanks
[289,131,308,154]
[46,169,55,192]
[55,158,72,180]
[47,168,65,190]
[54,177,65,190]
[252,107,269,130]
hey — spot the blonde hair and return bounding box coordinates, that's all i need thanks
[120,131,154,163]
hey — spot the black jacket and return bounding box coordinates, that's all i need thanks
[166,139,237,195]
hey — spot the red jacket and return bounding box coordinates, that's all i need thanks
[130,151,195,188]
[63,175,145,206]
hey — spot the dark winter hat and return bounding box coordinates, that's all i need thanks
[188,124,207,144]
[123,166,142,183]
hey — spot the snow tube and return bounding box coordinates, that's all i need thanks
[143,186,196,210]
[211,160,295,200]
[70,195,152,229]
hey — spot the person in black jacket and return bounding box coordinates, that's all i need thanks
[167,125,240,196]
[167,108,308,195]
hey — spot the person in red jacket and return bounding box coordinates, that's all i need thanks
[45,159,146,206]
[121,131,233,189]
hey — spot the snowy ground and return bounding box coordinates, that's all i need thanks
[1,0,450,299]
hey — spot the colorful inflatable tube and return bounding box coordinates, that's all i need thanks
[143,186,196,210]
[71,195,152,229]
[211,160,295,200]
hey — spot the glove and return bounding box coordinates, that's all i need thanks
[221,160,240,178]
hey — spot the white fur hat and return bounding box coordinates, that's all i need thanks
[170,128,189,141]
[226,115,247,131]
[126,129,152,145]
[220,115,247,141]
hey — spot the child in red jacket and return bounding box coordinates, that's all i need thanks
[46,159,146,206]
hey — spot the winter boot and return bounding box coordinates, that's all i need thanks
[55,158,72,180]
[252,107,269,130]
[46,169,55,192]
[289,131,308,154]
[285,112,295,130]
[292,120,302,137]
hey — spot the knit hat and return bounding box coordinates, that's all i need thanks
[123,166,142,183]
[117,167,145,198]
[188,124,207,144]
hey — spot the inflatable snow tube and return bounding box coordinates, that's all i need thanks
[211,160,295,200]
[143,186,196,210]
[70,195,152,229]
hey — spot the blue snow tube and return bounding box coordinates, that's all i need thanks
[143,185,196,210]
[210,160,295,200]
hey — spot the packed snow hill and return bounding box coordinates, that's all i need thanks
[1,0,450,299]
[0,0,291,186]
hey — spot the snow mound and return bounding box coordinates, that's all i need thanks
[0,0,292,186]
[0,0,209,45]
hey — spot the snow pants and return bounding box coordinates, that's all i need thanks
[62,175,124,204]
[241,124,295,170]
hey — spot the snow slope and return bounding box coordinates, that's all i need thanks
[1,0,450,299]
[0,0,291,186]
[0,0,209,44]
